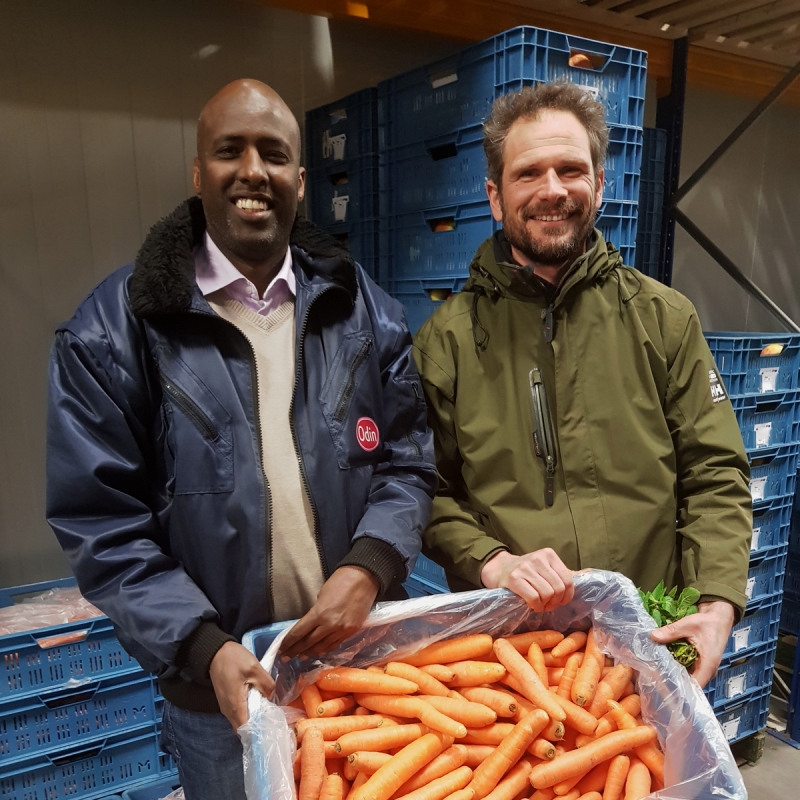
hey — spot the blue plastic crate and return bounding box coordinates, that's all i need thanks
[403,574,449,599]
[242,621,291,662]
[387,277,467,335]
[305,88,378,171]
[306,155,379,227]
[595,199,637,266]
[704,639,777,710]
[120,773,181,800]
[751,492,792,555]
[0,724,166,800]
[732,390,800,450]
[411,555,448,592]
[0,673,158,765]
[744,544,787,608]
[747,443,799,505]
[378,27,646,150]
[722,593,781,661]
[634,128,666,280]
[780,589,800,634]
[714,684,770,744]
[318,217,379,281]
[704,332,800,396]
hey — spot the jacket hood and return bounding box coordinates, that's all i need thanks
[129,196,357,318]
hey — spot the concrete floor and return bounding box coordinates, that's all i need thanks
[739,733,800,798]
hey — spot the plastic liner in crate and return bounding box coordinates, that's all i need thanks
[0,673,159,764]
[120,773,181,800]
[381,200,496,284]
[317,217,379,281]
[703,638,778,710]
[379,123,641,218]
[377,27,646,150]
[0,724,166,800]
[714,684,771,744]
[305,88,377,171]
[241,572,746,800]
[722,592,781,662]
[387,277,467,335]
[306,155,378,227]
[731,389,800,450]
[634,127,666,280]
[743,543,787,608]
[747,442,799,505]
[780,588,800,635]
[704,332,800,396]
[595,199,637,267]
[750,492,792,554]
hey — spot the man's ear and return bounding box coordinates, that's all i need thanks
[297,166,306,203]
[192,157,202,197]
[487,180,504,223]
[594,167,604,209]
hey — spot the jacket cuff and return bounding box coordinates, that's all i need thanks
[176,620,237,682]
[337,537,406,596]
[698,594,743,624]
[464,539,509,588]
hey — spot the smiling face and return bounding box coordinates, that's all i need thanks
[193,81,305,274]
[487,110,603,268]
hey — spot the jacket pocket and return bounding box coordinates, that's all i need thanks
[320,332,382,469]
[158,358,234,495]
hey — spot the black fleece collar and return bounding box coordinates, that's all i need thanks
[129,196,357,318]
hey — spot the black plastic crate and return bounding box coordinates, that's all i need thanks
[634,127,666,280]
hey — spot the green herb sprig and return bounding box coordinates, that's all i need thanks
[638,581,700,668]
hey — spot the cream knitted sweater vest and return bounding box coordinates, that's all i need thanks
[208,293,325,622]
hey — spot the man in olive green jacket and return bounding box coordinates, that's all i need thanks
[412,83,752,687]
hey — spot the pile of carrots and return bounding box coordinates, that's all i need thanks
[290,629,665,800]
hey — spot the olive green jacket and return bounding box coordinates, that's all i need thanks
[413,231,752,613]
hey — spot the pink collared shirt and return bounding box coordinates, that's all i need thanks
[195,232,295,315]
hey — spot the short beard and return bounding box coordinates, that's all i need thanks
[501,195,597,268]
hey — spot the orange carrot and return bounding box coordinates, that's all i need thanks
[575,762,610,795]
[504,631,565,653]
[470,710,549,798]
[322,773,346,800]
[328,758,345,776]
[530,789,556,800]
[551,632,587,659]
[336,724,430,757]
[622,756,650,800]
[348,752,393,774]
[352,732,449,800]
[387,662,451,696]
[462,723,516,746]
[355,694,467,739]
[367,666,386,674]
[587,666,633,719]
[578,793,602,800]
[347,772,370,800]
[395,766,473,800]
[442,790,476,800]
[320,668,418,696]
[559,726,578,752]
[593,696,641,740]
[552,765,591,797]
[619,683,635,699]
[527,643,549,688]
[528,727,657,789]
[462,745,497,769]
[321,688,352,701]
[556,653,583,700]
[403,636,495,667]
[302,684,325,718]
[418,695,497,728]
[543,652,582,668]
[547,668,564,686]
[493,639,565,722]
[541,718,565,742]
[345,758,359,782]
[551,694,599,736]
[571,630,604,707]
[601,754,629,800]
[394,745,469,796]
[355,707,372,716]
[605,702,664,785]
[297,716,386,743]
[319,696,359,718]
[447,661,507,687]
[421,665,457,683]
[480,760,533,800]
[528,738,556,760]
[458,687,517,718]
[300,726,327,800]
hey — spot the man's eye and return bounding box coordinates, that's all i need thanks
[265,150,290,164]
[217,147,239,158]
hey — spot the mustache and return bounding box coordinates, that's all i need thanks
[521,200,584,220]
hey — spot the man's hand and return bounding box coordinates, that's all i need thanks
[481,549,574,613]
[279,566,380,659]
[209,641,275,733]
[650,600,735,687]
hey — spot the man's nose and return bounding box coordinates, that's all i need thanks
[239,147,268,185]
[538,169,568,201]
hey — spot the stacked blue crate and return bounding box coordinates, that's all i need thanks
[305,89,379,280]
[703,331,800,743]
[0,580,177,800]
[378,26,647,333]
[634,128,666,281]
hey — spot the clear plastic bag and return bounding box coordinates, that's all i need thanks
[242,569,746,800]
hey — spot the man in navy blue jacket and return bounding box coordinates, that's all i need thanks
[46,80,436,799]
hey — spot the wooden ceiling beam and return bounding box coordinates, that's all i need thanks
[646,0,771,25]
[720,12,800,40]
[611,0,685,15]
[689,1,800,37]
[751,23,800,43]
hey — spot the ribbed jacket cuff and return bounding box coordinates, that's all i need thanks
[337,537,406,596]
[177,621,237,683]
[699,594,743,624]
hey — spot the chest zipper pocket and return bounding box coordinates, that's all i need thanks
[333,339,373,423]
[161,375,219,441]
[529,368,557,508]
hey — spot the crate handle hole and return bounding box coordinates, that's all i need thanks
[427,143,458,161]
[329,171,349,186]
[426,288,453,302]
[569,50,607,70]
[428,218,456,233]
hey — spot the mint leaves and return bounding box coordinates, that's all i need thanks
[638,581,701,668]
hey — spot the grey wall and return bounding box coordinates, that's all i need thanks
[671,87,800,333]
[0,0,461,588]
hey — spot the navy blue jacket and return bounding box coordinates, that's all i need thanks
[47,198,436,696]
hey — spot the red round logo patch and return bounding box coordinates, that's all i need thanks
[356,417,380,452]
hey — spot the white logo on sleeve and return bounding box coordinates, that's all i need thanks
[709,369,728,403]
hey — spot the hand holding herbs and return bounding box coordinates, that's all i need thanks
[638,582,701,668]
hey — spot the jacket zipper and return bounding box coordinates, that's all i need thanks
[160,376,218,441]
[405,382,423,458]
[333,339,373,422]
[529,367,557,508]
